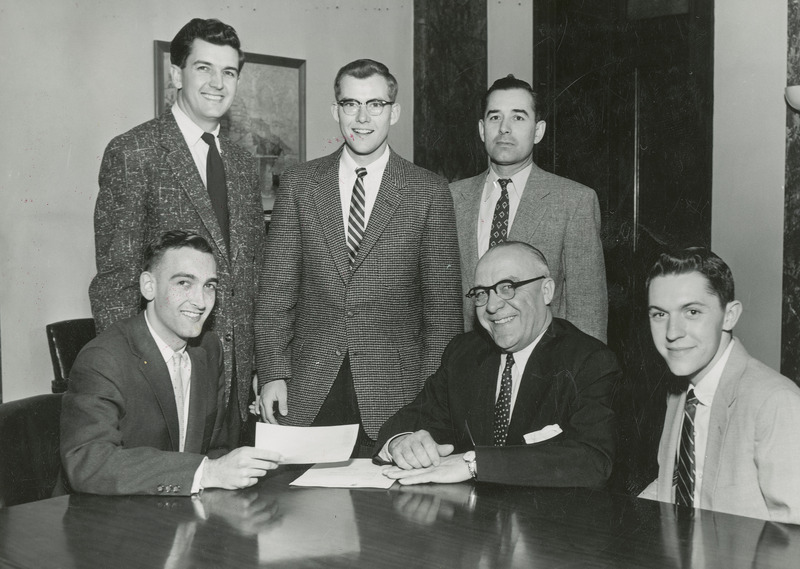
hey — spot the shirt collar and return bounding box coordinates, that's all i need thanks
[171,103,220,148]
[482,163,532,203]
[692,337,735,406]
[144,311,186,364]
[340,144,391,173]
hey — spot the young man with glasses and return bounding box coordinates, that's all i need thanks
[254,59,462,457]
[375,241,620,486]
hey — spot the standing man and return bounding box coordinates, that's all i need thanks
[64,231,279,495]
[89,18,263,444]
[451,75,607,342]
[640,248,800,523]
[254,59,462,457]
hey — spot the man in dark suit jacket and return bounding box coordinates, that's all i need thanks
[88,18,263,443]
[254,59,462,456]
[379,241,619,486]
[63,231,279,495]
[450,75,607,342]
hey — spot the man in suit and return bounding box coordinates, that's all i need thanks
[253,59,462,457]
[89,18,263,445]
[640,248,800,523]
[378,241,619,486]
[450,75,607,342]
[62,231,279,496]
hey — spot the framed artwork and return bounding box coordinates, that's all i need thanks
[154,41,306,216]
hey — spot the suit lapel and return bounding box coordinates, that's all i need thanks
[219,138,247,267]
[184,345,210,454]
[158,112,230,261]
[508,163,550,244]
[465,344,502,446]
[129,314,181,451]
[658,392,685,503]
[457,173,484,272]
[311,147,351,282]
[350,149,405,273]
[700,339,746,507]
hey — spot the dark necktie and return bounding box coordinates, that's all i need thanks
[674,389,699,507]
[200,132,229,249]
[493,353,515,446]
[347,167,367,266]
[489,178,512,248]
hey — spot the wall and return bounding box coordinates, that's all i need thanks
[487,0,534,86]
[0,0,413,401]
[712,0,786,368]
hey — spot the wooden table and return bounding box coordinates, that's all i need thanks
[1,465,798,568]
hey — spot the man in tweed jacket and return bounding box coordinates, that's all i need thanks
[254,60,462,456]
[89,19,263,445]
[450,75,607,342]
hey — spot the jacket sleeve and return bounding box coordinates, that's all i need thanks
[61,345,204,496]
[89,141,148,332]
[562,190,608,343]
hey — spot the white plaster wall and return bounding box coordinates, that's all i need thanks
[0,0,413,401]
[712,1,786,369]
[487,0,534,87]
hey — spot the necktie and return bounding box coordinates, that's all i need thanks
[200,132,229,249]
[489,178,512,248]
[674,389,699,507]
[493,353,515,446]
[171,352,190,451]
[347,167,367,266]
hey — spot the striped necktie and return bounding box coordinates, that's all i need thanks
[347,167,367,266]
[674,388,699,507]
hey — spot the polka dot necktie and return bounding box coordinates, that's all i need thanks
[347,167,367,266]
[674,389,699,507]
[493,353,515,446]
[489,178,512,248]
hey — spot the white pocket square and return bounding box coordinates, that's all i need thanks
[524,424,562,444]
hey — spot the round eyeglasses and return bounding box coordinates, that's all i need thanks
[465,276,546,307]
[337,99,394,116]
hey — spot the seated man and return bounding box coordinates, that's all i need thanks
[377,241,619,486]
[640,248,800,523]
[61,230,280,495]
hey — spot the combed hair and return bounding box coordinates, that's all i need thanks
[170,18,245,71]
[334,59,398,101]
[646,247,735,306]
[142,230,214,272]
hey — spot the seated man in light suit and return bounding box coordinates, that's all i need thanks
[61,230,280,495]
[640,247,800,524]
[377,241,620,486]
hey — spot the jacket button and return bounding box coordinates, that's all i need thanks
[335,349,342,356]
[225,333,233,342]
[157,485,164,493]
[346,311,354,318]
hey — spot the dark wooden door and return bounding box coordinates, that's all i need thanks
[533,0,714,493]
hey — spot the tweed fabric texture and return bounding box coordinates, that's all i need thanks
[89,111,264,420]
[254,147,463,439]
[450,163,608,342]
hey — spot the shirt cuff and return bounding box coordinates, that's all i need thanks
[378,432,413,463]
[191,456,208,494]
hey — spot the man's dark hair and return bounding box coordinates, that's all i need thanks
[170,18,245,72]
[482,74,542,120]
[142,230,214,273]
[646,247,735,307]
[334,59,398,101]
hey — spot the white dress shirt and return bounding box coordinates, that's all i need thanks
[338,145,390,235]
[477,164,533,257]
[687,338,735,503]
[172,103,222,188]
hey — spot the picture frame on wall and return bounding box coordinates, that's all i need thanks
[154,41,306,220]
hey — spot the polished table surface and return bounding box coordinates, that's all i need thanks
[1,465,799,568]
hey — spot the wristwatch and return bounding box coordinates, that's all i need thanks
[463,450,478,479]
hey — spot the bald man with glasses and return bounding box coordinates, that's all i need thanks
[375,241,620,487]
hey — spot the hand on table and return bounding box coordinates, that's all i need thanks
[387,430,454,470]
[384,453,471,485]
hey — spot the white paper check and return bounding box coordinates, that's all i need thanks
[290,459,395,489]
[255,423,358,464]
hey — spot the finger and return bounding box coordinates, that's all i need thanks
[420,438,441,466]
[264,396,277,424]
[437,444,455,457]
[278,392,288,417]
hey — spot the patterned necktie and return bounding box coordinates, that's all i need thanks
[493,353,515,446]
[489,178,512,248]
[200,132,229,249]
[171,352,190,451]
[347,167,368,266]
[674,389,699,507]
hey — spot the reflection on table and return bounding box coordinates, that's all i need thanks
[1,465,799,568]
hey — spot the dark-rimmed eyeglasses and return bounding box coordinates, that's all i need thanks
[465,276,546,307]
[337,99,394,116]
